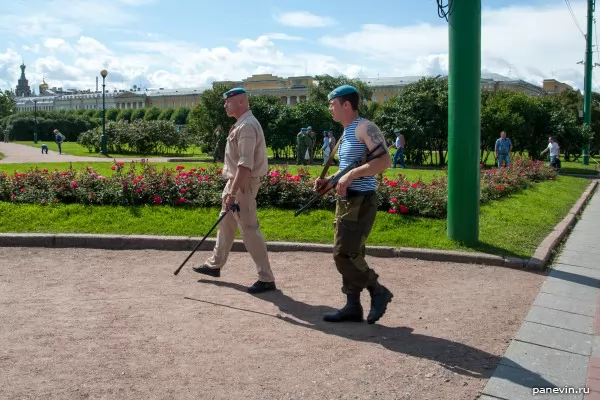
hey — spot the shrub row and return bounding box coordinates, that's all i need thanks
[0,156,556,218]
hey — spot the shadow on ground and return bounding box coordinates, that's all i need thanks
[191,278,558,390]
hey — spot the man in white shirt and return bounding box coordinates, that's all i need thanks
[541,136,560,168]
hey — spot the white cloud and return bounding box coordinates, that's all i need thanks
[319,1,591,90]
[264,33,304,41]
[0,1,594,96]
[0,0,141,39]
[274,11,336,28]
[0,49,22,91]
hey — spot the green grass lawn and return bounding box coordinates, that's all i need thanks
[14,140,208,159]
[0,175,591,259]
[14,140,598,176]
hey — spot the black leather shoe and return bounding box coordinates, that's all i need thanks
[247,280,277,294]
[191,265,221,277]
[323,294,364,322]
[367,284,393,324]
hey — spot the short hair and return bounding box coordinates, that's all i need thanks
[335,92,359,111]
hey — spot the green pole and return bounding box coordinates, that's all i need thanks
[447,0,481,244]
[583,0,595,165]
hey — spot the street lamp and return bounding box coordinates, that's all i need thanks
[100,69,108,155]
[33,99,38,144]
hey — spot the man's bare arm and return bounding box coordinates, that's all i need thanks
[347,120,391,179]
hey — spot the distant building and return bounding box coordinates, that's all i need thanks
[366,73,547,104]
[213,74,313,105]
[11,63,563,113]
[146,87,206,108]
[543,79,574,94]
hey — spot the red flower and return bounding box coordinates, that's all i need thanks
[153,196,162,205]
[389,208,397,214]
[180,188,186,194]
[399,205,409,214]
[391,198,397,204]
[71,182,78,189]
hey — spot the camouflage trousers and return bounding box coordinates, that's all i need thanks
[333,191,379,295]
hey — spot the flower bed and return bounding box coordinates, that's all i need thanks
[0,156,556,218]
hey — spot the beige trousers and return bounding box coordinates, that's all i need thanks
[204,177,275,282]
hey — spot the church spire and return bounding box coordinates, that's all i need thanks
[15,62,32,97]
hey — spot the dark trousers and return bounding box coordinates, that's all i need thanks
[333,191,379,295]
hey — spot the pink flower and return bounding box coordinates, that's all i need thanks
[153,196,162,205]
[180,188,186,194]
[391,198,397,204]
[399,205,409,214]
[71,182,78,189]
[389,208,397,214]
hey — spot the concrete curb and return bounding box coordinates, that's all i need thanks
[0,180,597,269]
[525,179,598,269]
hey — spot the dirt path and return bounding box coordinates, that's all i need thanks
[0,142,174,164]
[0,247,546,400]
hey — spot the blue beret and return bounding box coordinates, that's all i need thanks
[328,85,358,101]
[301,128,307,132]
[223,87,246,99]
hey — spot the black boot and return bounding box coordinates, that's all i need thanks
[323,294,363,322]
[367,283,393,324]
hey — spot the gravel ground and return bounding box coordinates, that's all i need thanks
[0,247,547,400]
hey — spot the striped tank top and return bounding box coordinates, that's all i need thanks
[338,117,377,192]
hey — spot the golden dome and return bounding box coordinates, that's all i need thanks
[39,79,48,90]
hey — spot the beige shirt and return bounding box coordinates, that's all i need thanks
[222,110,269,179]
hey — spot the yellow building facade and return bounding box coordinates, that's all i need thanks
[213,74,312,105]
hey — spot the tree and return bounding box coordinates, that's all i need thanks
[143,107,161,121]
[0,90,16,119]
[308,75,373,105]
[170,106,190,125]
[187,83,235,154]
[374,77,448,166]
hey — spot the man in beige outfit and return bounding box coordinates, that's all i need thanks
[192,87,276,294]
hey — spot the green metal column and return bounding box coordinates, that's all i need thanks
[583,0,595,165]
[447,0,481,244]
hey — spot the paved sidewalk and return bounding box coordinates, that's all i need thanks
[0,142,177,164]
[480,189,600,399]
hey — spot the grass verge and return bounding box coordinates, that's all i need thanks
[0,176,591,259]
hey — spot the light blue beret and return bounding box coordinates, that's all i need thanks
[328,85,358,101]
[223,87,246,99]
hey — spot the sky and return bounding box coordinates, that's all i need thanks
[0,0,596,94]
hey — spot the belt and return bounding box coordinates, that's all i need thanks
[346,189,376,198]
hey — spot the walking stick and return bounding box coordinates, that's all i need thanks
[173,203,240,275]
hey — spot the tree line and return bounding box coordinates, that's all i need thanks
[1,76,599,165]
